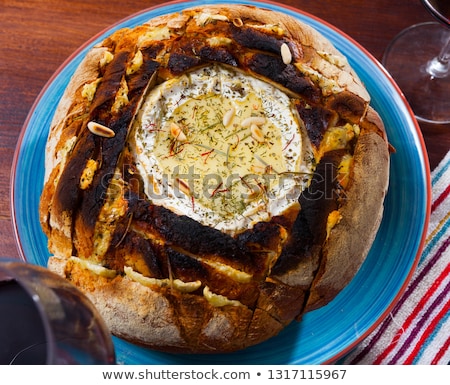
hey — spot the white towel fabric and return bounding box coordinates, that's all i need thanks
[340,151,450,364]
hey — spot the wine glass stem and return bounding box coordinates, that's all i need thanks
[427,34,450,78]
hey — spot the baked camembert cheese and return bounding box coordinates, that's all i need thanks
[133,64,313,234]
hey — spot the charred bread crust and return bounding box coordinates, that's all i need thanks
[40,5,390,352]
[304,109,389,312]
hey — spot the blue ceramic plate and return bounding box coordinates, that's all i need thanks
[11,0,430,364]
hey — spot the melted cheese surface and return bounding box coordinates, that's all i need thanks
[133,65,314,234]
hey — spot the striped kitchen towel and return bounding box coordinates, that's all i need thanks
[341,150,450,365]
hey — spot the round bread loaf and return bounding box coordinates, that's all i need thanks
[40,4,389,353]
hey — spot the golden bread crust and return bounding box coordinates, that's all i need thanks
[40,4,390,353]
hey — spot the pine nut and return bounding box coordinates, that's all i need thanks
[232,17,243,27]
[281,43,292,65]
[241,116,266,128]
[87,121,115,138]
[170,122,187,142]
[250,124,265,143]
[222,107,235,127]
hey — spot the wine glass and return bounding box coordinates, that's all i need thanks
[0,258,116,364]
[382,0,450,124]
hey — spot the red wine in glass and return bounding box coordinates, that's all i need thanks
[422,0,450,25]
[0,280,47,364]
[382,0,450,124]
[0,260,116,364]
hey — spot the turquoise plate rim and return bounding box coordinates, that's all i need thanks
[11,0,431,364]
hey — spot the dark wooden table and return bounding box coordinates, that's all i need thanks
[1,0,449,259]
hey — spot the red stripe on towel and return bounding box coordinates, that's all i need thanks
[431,184,450,213]
[431,334,450,364]
[374,261,450,364]
[403,289,450,364]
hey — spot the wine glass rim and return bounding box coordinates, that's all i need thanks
[421,0,450,27]
[382,21,449,64]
